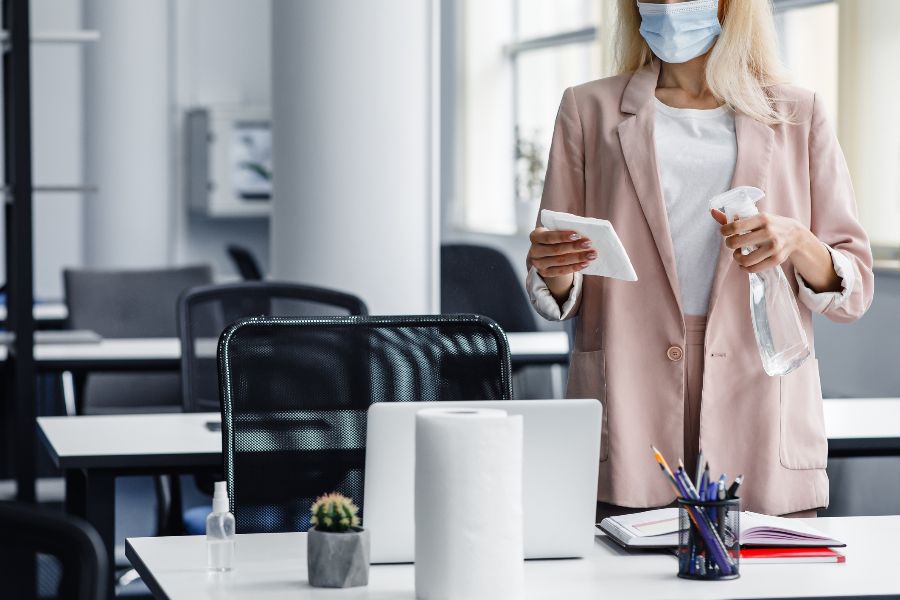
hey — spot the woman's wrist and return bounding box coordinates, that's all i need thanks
[545,273,575,303]
[789,224,841,293]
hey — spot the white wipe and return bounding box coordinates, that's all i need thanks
[541,209,638,281]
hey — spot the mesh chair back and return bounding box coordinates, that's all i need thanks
[179,281,368,413]
[64,266,213,414]
[0,502,107,600]
[218,314,512,533]
[441,243,537,332]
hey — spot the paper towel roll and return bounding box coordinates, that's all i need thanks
[414,408,524,600]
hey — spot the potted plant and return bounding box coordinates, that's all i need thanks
[515,127,547,233]
[307,492,370,588]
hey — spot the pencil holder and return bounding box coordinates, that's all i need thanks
[677,498,740,580]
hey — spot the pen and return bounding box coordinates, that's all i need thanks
[695,449,704,488]
[726,474,743,499]
[716,476,727,541]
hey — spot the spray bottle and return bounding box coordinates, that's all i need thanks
[207,481,235,571]
[709,186,810,376]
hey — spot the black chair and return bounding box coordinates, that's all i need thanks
[179,281,368,413]
[217,314,512,533]
[63,265,213,414]
[0,502,107,600]
[226,245,264,281]
[175,281,369,534]
[441,243,537,333]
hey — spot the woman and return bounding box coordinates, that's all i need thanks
[526,0,873,519]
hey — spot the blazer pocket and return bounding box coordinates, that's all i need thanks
[566,349,608,462]
[779,358,827,470]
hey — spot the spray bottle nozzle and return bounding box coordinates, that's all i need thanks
[709,186,765,222]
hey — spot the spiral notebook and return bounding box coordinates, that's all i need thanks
[599,508,845,549]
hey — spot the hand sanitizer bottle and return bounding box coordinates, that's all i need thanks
[709,186,810,376]
[207,481,235,571]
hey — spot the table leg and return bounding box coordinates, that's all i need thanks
[83,470,116,600]
[65,468,87,517]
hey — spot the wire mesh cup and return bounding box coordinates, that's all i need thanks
[677,498,740,580]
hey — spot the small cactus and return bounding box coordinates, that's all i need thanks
[310,492,360,533]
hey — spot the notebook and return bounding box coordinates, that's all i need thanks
[540,209,637,281]
[740,547,846,564]
[599,508,845,549]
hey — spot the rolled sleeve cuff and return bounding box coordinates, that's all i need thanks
[526,266,582,321]
[795,245,856,314]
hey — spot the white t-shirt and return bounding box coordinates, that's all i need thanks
[653,97,736,315]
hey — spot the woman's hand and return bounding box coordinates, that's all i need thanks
[528,227,597,302]
[711,209,841,292]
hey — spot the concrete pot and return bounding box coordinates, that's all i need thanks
[307,527,370,588]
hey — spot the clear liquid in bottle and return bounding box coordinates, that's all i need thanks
[710,186,810,376]
[207,482,236,571]
[748,268,810,376]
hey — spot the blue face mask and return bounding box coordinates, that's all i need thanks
[637,0,722,64]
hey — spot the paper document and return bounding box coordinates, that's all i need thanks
[541,209,637,281]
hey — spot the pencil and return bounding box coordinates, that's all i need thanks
[650,445,681,497]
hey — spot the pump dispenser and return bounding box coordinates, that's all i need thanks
[207,481,235,571]
[710,186,810,376]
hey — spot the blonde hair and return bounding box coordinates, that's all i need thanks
[615,0,790,124]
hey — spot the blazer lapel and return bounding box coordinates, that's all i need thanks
[617,62,683,314]
[707,111,775,318]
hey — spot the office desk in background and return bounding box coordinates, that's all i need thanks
[126,517,900,600]
[0,331,571,370]
[0,301,68,327]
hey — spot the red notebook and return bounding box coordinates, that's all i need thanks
[740,547,846,564]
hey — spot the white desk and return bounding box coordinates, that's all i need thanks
[0,331,569,368]
[38,399,900,600]
[0,301,68,323]
[126,516,900,600]
[822,398,900,457]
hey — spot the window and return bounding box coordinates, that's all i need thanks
[459,0,608,235]
[775,0,900,249]
[774,0,839,122]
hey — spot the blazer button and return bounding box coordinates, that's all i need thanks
[667,346,684,362]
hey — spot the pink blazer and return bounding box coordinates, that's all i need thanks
[529,62,874,515]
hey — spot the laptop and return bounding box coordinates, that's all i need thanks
[363,399,601,563]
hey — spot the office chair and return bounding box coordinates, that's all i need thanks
[175,281,368,534]
[441,243,566,398]
[440,243,538,333]
[218,314,512,533]
[813,266,900,398]
[63,265,213,414]
[226,245,265,281]
[0,502,107,600]
[179,281,368,413]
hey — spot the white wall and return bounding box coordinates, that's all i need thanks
[82,0,171,270]
[270,0,439,314]
[171,0,272,277]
